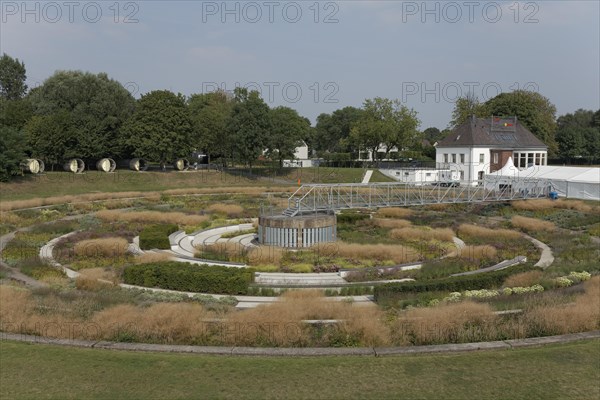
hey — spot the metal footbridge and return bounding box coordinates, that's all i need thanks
[283,177,552,217]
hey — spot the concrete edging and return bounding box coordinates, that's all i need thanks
[1,330,598,357]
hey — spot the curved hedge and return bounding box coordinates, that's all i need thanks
[124,262,254,295]
[139,224,178,250]
[374,265,537,304]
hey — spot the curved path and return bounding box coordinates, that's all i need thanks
[2,330,598,357]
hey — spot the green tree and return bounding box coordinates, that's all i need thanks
[556,109,600,162]
[227,88,272,172]
[351,98,420,161]
[449,92,486,128]
[0,125,27,181]
[27,71,135,159]
[0,97,32,130]
[483,90,558,156]
[25,111,78,166]
[0,53,27,100]
[122,90,193,167]
[314,106,363,154]
[267,106,311,168]
[188,90,234,164]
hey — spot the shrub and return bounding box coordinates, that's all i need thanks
[337,213,370,224]
[376,207,413,219]
[458,224,521,241]
[374,265,534,304]
[389,227,454,242]
[503,270,542,288]
[329,242,420,264]
[123,262,254,295]
[372,218,412,229]
[96,210,208,226]
[457,245,498,262]
[207,203,244,217]
[73,238,129,258]
[511,215,556,232]
[139,224,179,250]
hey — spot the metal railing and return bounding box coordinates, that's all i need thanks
[284,177,552,215]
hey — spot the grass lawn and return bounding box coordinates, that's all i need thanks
[1,340,598,399]
[0,168,394,202]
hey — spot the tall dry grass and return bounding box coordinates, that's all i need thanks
[512,199,595,213]
[392,301,499,345]
[511,215,556,232]
[520,276,600,336]
[0,186,295,212]
[503,270,543,288]
[207,203,244,217]
[134,252,173,264]
[73,237,129,258]
[247,246,285,266]
[389,227,454,242]
[0,212,24,225]
[376,207,414,219]
[226,290,390,346]
[372,218,412,229]
[96,209,208,226]
[329,242,420,264]
[457,245,498,261]
[458,224,521,241]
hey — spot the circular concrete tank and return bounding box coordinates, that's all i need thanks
[258,212,337,248]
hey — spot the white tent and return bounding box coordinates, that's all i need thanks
[487,158,600,201]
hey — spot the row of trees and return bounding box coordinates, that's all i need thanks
[2,52,598,180]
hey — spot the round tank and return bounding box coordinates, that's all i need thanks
[174,158,190,171]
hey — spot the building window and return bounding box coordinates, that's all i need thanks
[493,153,498,164]
[426,173,431,177]
[452,154,456,163]
[479,154,484,164]
[460,171,464,180]
[460,154,465,164]
[444,154,448,163]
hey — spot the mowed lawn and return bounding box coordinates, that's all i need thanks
[1,340,599,399]
[0,167,393,201]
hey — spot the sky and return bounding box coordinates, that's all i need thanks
[1,0,599,129]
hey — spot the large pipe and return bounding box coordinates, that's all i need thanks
[20,159,41,174]
[173,158,190,171]
[63,158,85,173]
[118,158,148,171]
[36,159,45,173]
[95,158,116,173]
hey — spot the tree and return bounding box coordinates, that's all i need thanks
[0,97,32,130]
[27,71,135,159]
[0,53,27,100]
[267,106,311,168]
[314,106,363,154]
[483,90,558,156]
[449,92,486,128]
[0,125,26,181]
[350,98,420,161]
[556,109,600,162]
[227,88,272,172]
[25,110,78,166]
[188,90,234,164]
[121,90,194,167]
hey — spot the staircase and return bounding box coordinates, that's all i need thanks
[282,208,298,217]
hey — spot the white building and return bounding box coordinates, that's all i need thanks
[357,144,400,161]
[379,168,459,185]
[435,116,548,185]
[282,141,313,167]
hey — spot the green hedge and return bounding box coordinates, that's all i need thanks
[123,262,254,295]
[374,265,535,303]
[139,224,178,250]
[337,213,370,224]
